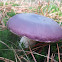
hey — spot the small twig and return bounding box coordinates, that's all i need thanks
[51,53,54,62]
[11,47,22,62]
[46,1,50,16]
[0,40,10,49]
[20,43,30,61]
[0,48,57,62]
[32,43,48,50]
[0,57,14,62]
[19,56,30,62]
[29,46,37,62]
[57,43,61,62]
[47,44,50,62]
[33,43,48,47]
[33,52,57,62]
[38,47,43,53]
[41,8,44,15]
[14,49,18,62]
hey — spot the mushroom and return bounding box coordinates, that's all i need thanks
[7,13,62,61]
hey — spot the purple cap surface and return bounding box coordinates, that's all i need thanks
[7,13,62,42]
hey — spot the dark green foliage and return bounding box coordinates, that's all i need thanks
[0,2,3,6]
[50,5,59,13]
[58,11,62,16]
[0,29,19,61]
[0,60,4,62]
[7,10,16,17]
[55,55,59,61]
[51,43,57,53]
[34,54,45,62]
[0,29,19,47]
[21,42,26,48]
[42,4,60,14]
[5,2,8,5]
[37,5,41,14]
[12,3,19,6]
[29,7,33,9]
[0,9,18,61]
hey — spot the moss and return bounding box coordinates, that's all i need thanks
[7,10,16,17]
[12,3,19,6]
[0,2,3,6]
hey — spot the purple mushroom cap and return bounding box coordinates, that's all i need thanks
[7,13,62,42]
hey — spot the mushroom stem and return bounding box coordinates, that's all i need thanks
[19,36,36,48]
[47,44,50,62]
[57,43,61,62]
